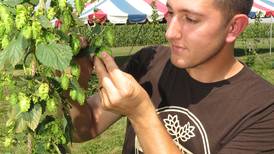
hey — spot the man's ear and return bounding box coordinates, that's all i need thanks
[226,14,249,43]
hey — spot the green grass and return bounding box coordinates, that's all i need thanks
[0,42,273,154]
[69,118,127,154]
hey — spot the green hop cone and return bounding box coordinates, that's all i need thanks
[4,17,14,34]
[0,23,5,36]
[105,27,114,46]
[0,5,14,33]
[61,135,66,144]
[70,35,81,55]
[47,7,56,20]
[8,93,18,105]
[71,64,80,79]
[69,89,77,101]
[1,35,9,49]
[38,83,49,100]
[75,0,85,15]
[58,0,67,10]
[76,90,85,105]
[61,9,72,33]
[94,37,103,47]
[34,8,44,17]
[96,46,112,58]
[22,25,32,39]
[15,5,28,30]
[60,75,70,90]
[4,137,12,147]
[46,98,57,112]
[18,92,31,112]
[0,4,10,20]
[45,32,59,43]
[32,95,39,104]
[32,20,42,39]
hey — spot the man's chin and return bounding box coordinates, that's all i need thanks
[170,57,189,69]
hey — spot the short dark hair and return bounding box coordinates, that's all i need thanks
[214,0,253,20]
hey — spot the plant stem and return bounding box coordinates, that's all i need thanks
[27,133,33,154]
[31,57,36,77]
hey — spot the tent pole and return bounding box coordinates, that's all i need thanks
[270,16,272,55]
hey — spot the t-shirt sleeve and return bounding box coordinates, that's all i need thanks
[218,104,274,154]
[121,46,159,81]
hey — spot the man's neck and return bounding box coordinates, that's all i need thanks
[186,45,244,83]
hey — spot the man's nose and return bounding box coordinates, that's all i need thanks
[165,16,182,40]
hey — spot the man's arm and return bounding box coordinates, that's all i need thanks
[69,55,122,142]
[69,93,122,142]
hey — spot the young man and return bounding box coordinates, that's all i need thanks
[70,0,274,153]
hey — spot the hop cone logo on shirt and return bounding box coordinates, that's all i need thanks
[163,114,196,142]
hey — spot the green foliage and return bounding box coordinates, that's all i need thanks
[0,35,28,70]
[97,21,272,48]
[0,0,114,153]
[36,43,73,71]
[106,23,167,47]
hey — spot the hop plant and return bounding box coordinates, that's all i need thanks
[71,34,81,55]
[75,0,85,14]
[15,5,29,30]
[32,20,42,40]
[61,9,73,33]
[71,64,80,79]
[0,0,115,153]
[38,83,49,100]
[18,92,31,112]
[60,74,70,90]
[47,7,56,20]
[22,25,32,39]
[0,4,14,34]
[1,35,9,49]
[58,0,67,11]
[46,98,57,112]
[8,93,18,105]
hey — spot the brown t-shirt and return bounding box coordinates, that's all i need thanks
[122,46,274,154]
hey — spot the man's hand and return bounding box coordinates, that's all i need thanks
[94,51,152,119]
[94,51,182,154]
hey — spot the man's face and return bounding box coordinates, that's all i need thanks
[165,0,229,69]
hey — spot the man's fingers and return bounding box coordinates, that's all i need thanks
[100,52,119,72]
[94,57,117,97]
[99,87,111,110]
[99,52,128,89]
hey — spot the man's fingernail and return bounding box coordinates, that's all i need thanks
[101,51,107,58]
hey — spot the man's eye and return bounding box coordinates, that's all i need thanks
[185,16,198,23]
[167,11,174,16]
